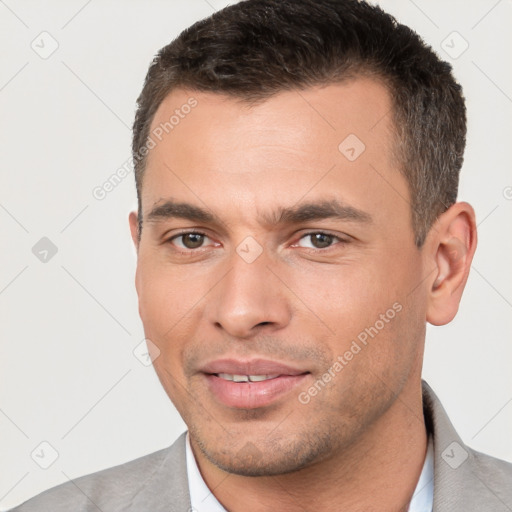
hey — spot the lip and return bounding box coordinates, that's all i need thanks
[200,358,308,376]
[200,358,310,409]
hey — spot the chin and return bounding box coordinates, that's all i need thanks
[195,431,333,477]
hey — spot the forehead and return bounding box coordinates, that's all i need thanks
[148,78,395,158]
[141,79,408,231]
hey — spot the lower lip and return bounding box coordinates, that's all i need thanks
[204,373,310,409]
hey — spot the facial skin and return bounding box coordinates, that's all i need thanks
[129,79,477,511]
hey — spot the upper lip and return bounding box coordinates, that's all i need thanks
[200,358,309,376]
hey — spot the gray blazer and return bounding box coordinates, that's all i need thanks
[10,380,512,511]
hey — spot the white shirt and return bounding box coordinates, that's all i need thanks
[186,432,434,512]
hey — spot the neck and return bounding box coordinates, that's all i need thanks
[192,379,427,512]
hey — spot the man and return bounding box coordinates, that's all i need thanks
[11,0,512,511]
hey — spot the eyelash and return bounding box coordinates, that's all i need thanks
[166,230,347,254]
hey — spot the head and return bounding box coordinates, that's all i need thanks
[129,0,477,476]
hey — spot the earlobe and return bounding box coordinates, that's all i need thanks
[426,202,477,326]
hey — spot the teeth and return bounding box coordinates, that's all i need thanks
[247,375,273,382]
[217,373,280,382]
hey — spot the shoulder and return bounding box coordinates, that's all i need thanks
[422,381,512,510]
[467,446,512,494]
[443,446,512,510]
[9,432,189,512]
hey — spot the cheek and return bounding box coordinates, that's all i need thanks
[135,267,191,377]
[289,262,399,332]
[136,255,204,332]
[289,253,423,365]
[136,263,194,396]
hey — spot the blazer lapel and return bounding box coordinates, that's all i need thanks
[423,380,512,511]
[124,384,512,511]
[128,431,191,511]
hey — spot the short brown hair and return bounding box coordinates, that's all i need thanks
[132,0,466,247]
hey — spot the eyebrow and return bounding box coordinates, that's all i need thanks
[145,198,373,226]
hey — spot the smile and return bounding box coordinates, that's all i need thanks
[204,372,310,409]
[216,373,280,382]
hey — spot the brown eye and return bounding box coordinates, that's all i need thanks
[297,232,339,249]
[172,232,207,249]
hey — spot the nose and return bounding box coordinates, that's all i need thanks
[208,249,292,339]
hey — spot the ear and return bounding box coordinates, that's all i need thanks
[129,211,140,252]
[425,202,477,326]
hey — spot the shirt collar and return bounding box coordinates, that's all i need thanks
[186,432,227,512]
[408,433,434,512]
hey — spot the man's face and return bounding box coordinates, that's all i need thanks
[131,79,428,476]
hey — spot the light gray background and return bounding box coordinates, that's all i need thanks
[1,0,511,509]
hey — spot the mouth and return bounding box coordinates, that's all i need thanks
[216,373,281,382]
[200,359,311,409]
